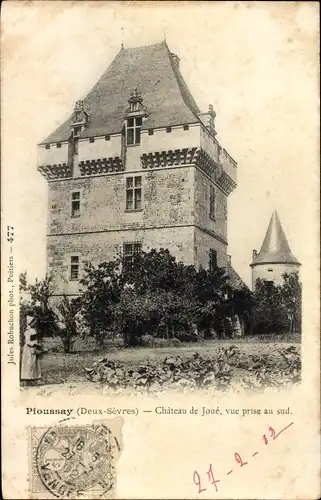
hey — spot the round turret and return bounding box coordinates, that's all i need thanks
[250,211,301,289]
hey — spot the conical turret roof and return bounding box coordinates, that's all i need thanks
[251,211,300,266]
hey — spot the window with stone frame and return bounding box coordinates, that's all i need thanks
[126,117,142,145]
[70,255,80,280]
[209,249,217,271]
[223,199,228,221]
[71,191,81,217]
[123,242,142,266]
[72,126,81,154]
[126,176,142,210]
[210,185,216,219]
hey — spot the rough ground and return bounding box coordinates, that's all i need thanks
[20,335,301,395]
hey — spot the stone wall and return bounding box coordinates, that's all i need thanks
[38,142,69,166]
[78,134,121,162]
[48,225,195,296]
[194,226,227,270]
[47,165,195,235]
[252,263,300,289]
[194,167,228,244]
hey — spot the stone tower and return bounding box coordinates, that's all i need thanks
[250,210,301,289]
[37,41,237,298]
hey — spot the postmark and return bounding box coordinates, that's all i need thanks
[28,420,122,499]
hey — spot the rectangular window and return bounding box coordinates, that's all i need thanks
[71,191,81,217]
[105,135,110,141]
[209,249,217,271]
[70,256,80,280]
[210,186,216,219]
[123,242,142,264]
[148,129,154,135]
[223,201,228,221]
[126,117,142,145]
[89,137,95,143]
[126,176,142,210]
[56,143,61,148]
[183,124,189,131]
[166,126,172,133]
[45,144,50,150]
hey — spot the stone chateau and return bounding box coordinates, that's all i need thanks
[38,41,241,298]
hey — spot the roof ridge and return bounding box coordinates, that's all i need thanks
[121,40,166,51]
[164,42,200,118]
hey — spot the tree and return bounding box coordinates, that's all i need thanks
[57,295,82,353]
[79,249,252,347]
[121,248,196,295]
[20,274,58,341]
[228,287,255,335]
[252,279,288,334]
[193,266,230,337]
[80,260,122,346]
[280,272,302,333]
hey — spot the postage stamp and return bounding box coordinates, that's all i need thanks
[28,421,122,499]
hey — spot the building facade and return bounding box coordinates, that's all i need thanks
[250,210,301,289]
[37,42,237,298]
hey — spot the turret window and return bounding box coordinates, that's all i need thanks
[126,117,142,145]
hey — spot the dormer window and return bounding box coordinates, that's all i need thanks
[70,100,88,133]
[126,117,142,145]
[73,127,81,138]
[124,89,147,146]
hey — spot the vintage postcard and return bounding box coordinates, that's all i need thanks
[1,1,320,498]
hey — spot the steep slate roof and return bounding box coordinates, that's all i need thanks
[226,262,248,291]
[251,210,301,266]
[40,41,200,145]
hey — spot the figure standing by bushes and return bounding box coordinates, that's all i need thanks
[20,316,43,386]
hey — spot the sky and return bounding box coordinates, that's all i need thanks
[2,1,319,287]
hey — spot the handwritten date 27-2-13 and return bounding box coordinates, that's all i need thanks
[193,421,294,494]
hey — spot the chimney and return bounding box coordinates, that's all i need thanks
[227,255,231,265]
[252,249,257,260]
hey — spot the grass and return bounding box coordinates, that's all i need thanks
[35,334,301,386]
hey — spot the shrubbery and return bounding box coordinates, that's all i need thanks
[19,250,302,350]
[251,274,302,334]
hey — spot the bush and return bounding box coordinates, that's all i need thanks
[57,295,82,353]
[19,273,58,341]
[252,279,288,334]
[80,260,122,346]
[78,250,255,346]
